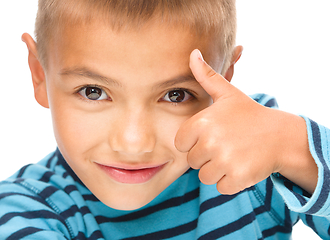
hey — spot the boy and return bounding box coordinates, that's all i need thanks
[0,0,329,239]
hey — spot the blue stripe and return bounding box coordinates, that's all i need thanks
[122,219,198,240]
[198,211,256,239]
[306,120,330,214]
[96,188,199,223]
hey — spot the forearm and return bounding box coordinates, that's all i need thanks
[275,111,318,194]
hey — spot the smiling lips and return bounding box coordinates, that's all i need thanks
[96,163,166,184]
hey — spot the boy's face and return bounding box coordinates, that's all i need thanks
[39,19,224,210]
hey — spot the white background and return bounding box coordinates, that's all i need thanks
[0,1,329,239]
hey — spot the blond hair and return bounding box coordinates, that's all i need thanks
[35,0,236,73]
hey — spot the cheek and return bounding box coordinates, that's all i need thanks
[155,111,189,153]
[51,105,108,155]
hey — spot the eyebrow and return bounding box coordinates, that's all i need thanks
[153,75,198,90]
[59,67,198,89]
[59,67,123,87]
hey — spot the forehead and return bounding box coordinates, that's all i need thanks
[48,18,223,81]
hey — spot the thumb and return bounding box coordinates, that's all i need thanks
[189,49,233,102]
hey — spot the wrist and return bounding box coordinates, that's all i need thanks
[275,112,317,194]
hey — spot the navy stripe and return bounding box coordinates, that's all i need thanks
[200,187,254,215]
[284,201,293,228]
[7,227,44,240]
[306,120,330,214]
[264,177,273,211]
[284,181,307,206]
[69,231,107,240]
[262,224,292,238]
[0,192,52,209]
[71,230,104,240]
[64,184,79,195]
[0,210,67,227]
[72,232,87,240]
[305,215,317,234]
[56,149,85,186]
[96,188,199,223]
[198,211,256,240]
[200,193,237,215]
[60,205,80,219]
[262,207,292,238]
[87,230,104,240]
[13,178,25,184]
[83,193,100,202]
[62,171,70,179]
[46,152,57,168]
[122,219,198,240]
[16,164,32,178]
[252,178,273,215]
[253,205,267,215]
[39,186,59,199]
[39,171,55,183]
[264,98,278,108]
[80,206,92,215]
[59,205,91,219]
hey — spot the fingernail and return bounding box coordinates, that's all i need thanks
[196,49,205,62]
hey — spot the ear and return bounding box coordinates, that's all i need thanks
[21,33,49,108]
[223,45,243,82]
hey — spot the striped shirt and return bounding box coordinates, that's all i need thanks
[1,94,330,239]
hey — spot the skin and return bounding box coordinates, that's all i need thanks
[22,17,317,211]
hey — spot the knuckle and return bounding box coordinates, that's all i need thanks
[216,176,241,195]
[195,116,210,128]
[174,135,184,152]
[187,152,200,169]
[216,183,232,195]
[205,67,218,80]
[198,167,216,185]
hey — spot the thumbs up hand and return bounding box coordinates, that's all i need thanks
[175,49,316,195]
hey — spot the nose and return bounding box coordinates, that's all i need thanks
[110,108,156,155]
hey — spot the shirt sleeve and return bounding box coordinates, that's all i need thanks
[0,181,70,240]
[271,116,330,238]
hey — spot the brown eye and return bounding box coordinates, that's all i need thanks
[79,86,108,100]
[164,90,191,103]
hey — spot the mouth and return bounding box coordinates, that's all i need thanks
[96,162,166,184]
